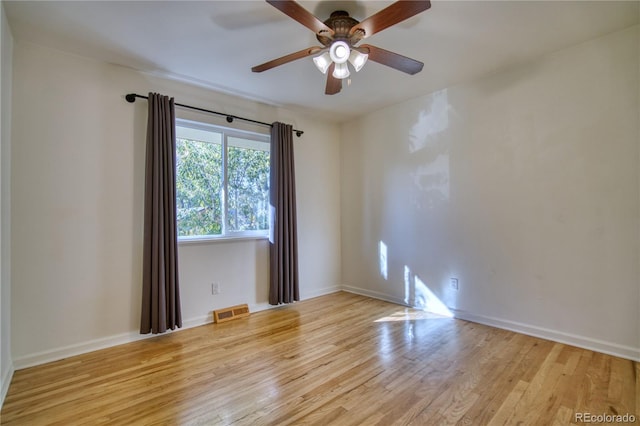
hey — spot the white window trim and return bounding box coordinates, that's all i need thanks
[178,234,268,246]
[176,119,270,243]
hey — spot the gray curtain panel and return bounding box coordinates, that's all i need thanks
[269,122,299,305]
[140,92,182,334]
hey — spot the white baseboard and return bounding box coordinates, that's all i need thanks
[342,285,410,307]
[1,362,14,409]
[13,315,215,370]
[14,285,636,370]
[13,330,157,370]
[302,284,342,300]
[343,285,640,362]
[451,309,640,362]
[247,286,342,312]
[182,314,213,329]
[11,290,342,370]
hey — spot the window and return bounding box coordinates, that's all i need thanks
[175,119,270,241]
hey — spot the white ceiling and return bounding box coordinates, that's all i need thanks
[4,1,639,122]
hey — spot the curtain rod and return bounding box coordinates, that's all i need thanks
[125,93,303,137]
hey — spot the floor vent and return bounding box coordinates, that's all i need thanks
[213,304,250,324]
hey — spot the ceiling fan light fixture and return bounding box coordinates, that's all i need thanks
[348,50,368,72]
[313,52,331,74]
[253,1,431,95]
[329,41,350,64]
[332,62,350,80]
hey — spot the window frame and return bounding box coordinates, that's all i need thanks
[175,118,270,243]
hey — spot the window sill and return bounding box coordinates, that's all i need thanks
[178,235,269,246]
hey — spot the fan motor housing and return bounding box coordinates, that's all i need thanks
[317,11,360,46]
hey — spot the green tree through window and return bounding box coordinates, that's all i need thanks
[175,121,270,239]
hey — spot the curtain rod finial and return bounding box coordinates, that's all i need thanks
[125,94,137,103]
[296,131,303,137]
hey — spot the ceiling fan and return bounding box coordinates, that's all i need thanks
[251,0,432,95]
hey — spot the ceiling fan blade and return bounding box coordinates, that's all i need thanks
[350,0,431,39]
[360,44,424,75]
[252,46,323,73]
[325,64,342,95]
[267,0,334,37]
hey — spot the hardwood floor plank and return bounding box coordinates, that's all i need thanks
[551,405,574,426]
[487,380,530,426]
[459,333,541,423]
[1,292,637,425]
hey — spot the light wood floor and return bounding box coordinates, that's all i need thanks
[2,292,638,425]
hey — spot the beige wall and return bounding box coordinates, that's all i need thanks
[10,41,341,367]
[341,26,640,360]
[6,15,639,372]
[1,0,13,405]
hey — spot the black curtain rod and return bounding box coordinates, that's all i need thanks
[125,93,303,137]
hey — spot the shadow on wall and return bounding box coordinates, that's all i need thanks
[408,89,452,211]
[370,92,460,320]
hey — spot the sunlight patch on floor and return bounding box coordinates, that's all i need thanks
[374,309,452,323]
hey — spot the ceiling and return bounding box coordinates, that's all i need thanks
[4,1,639,122]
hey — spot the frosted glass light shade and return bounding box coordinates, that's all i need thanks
[349,50,368,72]
[332,62,350,79]
[329,41,350,64]
[313,52,331,74]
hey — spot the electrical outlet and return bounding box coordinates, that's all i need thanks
[450,278,459,290]
[211,282,221,295]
